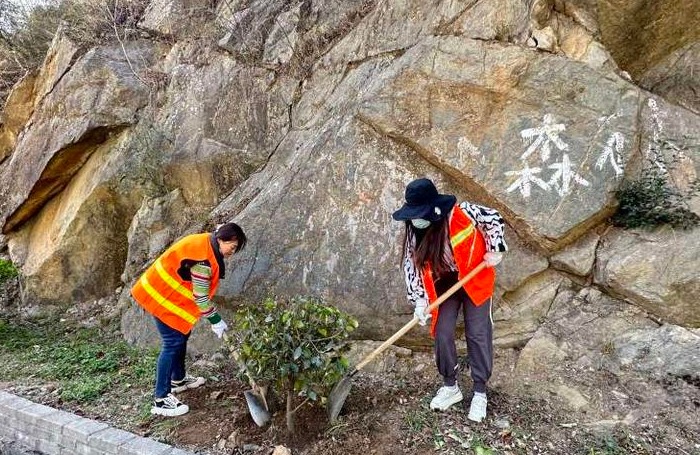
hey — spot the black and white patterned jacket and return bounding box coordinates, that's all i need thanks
[403,202,508,308]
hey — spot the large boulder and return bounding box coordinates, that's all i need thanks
[596,0,700,81]
[639,42,700,115]
[0,32,78,164]
[355,37,639,251]
[1,41,157,306]
[8,140,138,306]
[0,41,155,233]
[595,227,700,327]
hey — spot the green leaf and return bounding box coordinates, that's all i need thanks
[230,295,357,421]
[474,446,494,455]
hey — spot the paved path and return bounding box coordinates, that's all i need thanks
[0,391,195,455]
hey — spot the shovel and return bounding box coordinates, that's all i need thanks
[222,333,271,427]
[327,261,487,422]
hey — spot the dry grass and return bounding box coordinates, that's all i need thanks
[0,0,149,105]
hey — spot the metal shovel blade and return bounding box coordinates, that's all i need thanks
[244,390,271,427]
[327,375,353,423]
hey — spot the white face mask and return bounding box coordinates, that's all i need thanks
[411,218,431,229]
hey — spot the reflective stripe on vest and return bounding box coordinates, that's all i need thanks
[450,224,475,249]
[138,274,198,325]
[155,259,193,301]
[130,233,220,334]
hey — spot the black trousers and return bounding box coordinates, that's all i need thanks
[433,284,493,393]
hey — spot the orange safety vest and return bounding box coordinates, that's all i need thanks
[131,233,221,334]
[422,206,495,337]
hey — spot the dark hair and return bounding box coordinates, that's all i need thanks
[215,222,247,253]
[401,218,452,276]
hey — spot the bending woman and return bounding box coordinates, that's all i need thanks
[393,178,507,422]
[131,222,247,417]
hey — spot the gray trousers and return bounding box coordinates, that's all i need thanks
[433,286,493,393]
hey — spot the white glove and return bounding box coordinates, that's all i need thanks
[211,320,228,338]
[484,252,503,267]
[414,301,431,326]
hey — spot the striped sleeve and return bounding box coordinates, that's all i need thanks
[459,202,508,252]
[403,232,429,308]
[191,263,222,324]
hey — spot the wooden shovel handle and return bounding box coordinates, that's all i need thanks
[353,261,487,373]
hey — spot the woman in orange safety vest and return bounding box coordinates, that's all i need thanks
[393,178,507,422]
[131,222,247,417]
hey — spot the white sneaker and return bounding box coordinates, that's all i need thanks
[467,393,487,422]
[151,393,189,417]
[429,385,463,411]
[171,375,206,393]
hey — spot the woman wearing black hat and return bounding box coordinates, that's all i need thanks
[393,178,507,422]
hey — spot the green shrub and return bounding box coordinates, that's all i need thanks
[613,172,699,229]
[230,295,357,433]
[613,140,699,230]
[0,258,19,283]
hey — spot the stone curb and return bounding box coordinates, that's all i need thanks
[0,391,195,455]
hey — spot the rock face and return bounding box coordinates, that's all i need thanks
[0,41,154,233]
[595,227,700,327]
[639,42,700,115]
[596,0,700,80]
[550,231,599,276]
[139,0,203,37]
[0,32,79,163]
[611,324,700,380]
[356,36,638,250]
[0,72,38,163]
[1,0,699,352]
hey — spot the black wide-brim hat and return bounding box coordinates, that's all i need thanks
[392,178,457,222]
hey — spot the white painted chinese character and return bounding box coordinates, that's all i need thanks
[505,163,550,198]
[595,132,625,177]
[548,153,590,196]
[520,114,569,162]
[647,98,667,173]
[648,98,664,143]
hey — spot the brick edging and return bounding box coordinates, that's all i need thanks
[0,391,195,455]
